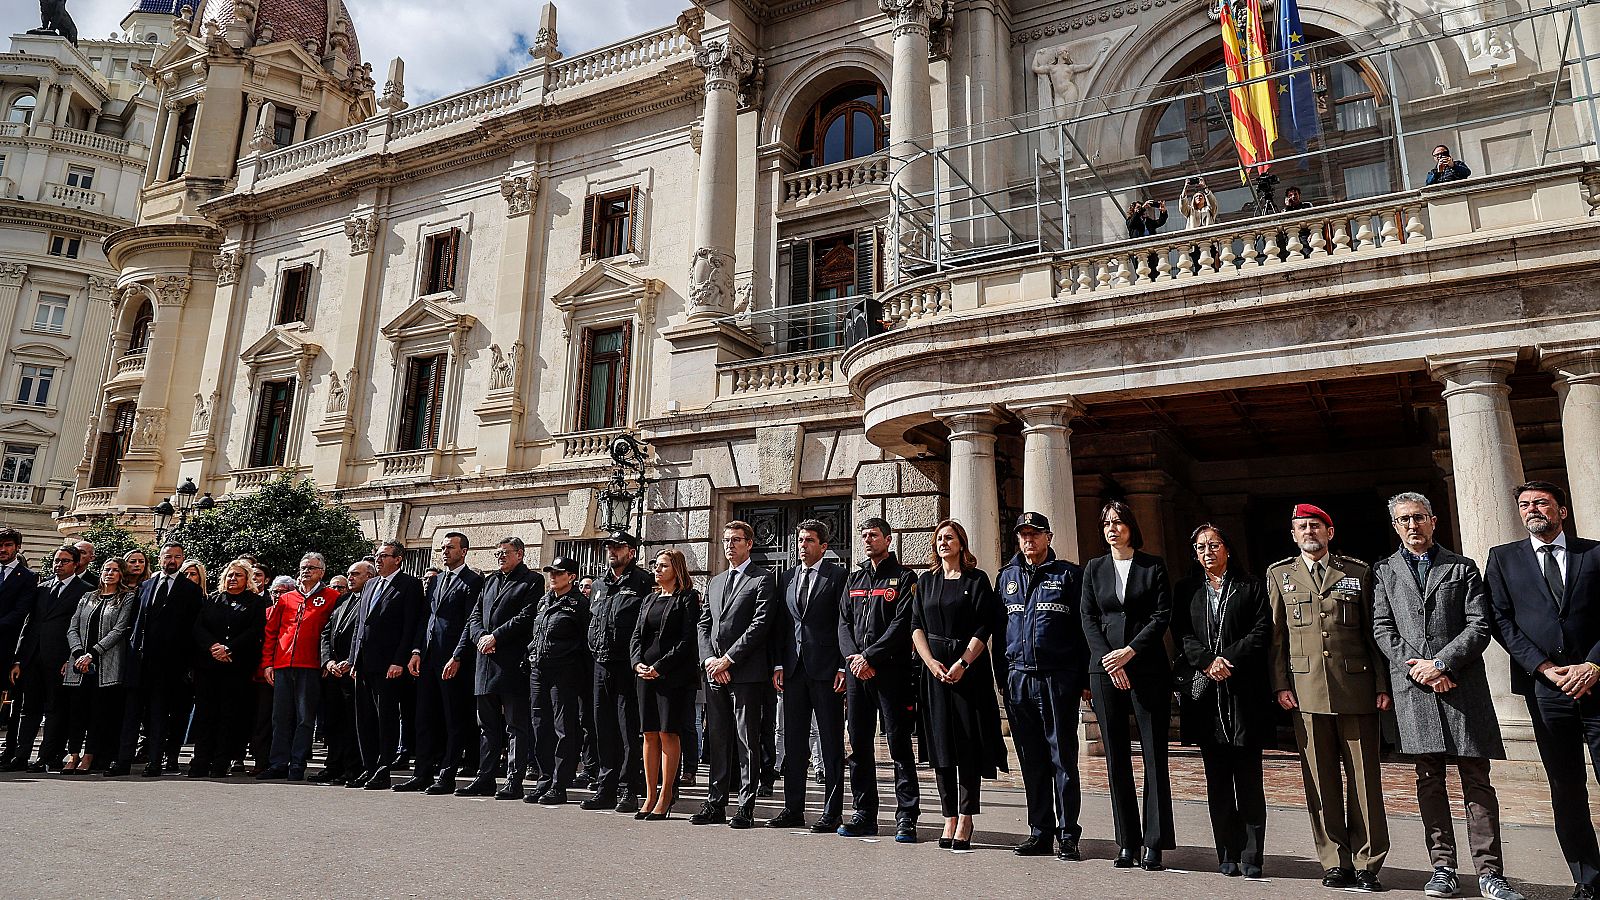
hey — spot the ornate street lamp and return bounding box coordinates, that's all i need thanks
[174,477,199,513]
[598,472,634,534]
[601,432,651,538]
[152,498,175,543]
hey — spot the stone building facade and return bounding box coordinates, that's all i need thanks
[65,0,1600,760]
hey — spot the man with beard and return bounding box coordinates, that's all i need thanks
[1268,504,1392,892]
[1486,481,1600,900]
[7,546,85,771]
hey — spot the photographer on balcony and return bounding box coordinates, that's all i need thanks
[1425,145,1471,185]
[1180,177,1221,229]
[1125,198,1168,239]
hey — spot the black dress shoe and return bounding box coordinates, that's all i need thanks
[392,775,432,792]
[756,782,774,799]
[1353,871,1386,892]
[1014,835,1054,856]
[729,810,755,829]
[102,762,130,777]
[614,793,639,814]
[426,777,456,795]
[363,771,392,790]
[1323,867,1356,888]
[1241,864,1263,879]
[389,753,411,769]
[1220,862,1242,877]
[810,817,841,834]
[537,789,568,805]
[580,794,616,811]
[455,777,496,797]
[306,769,344,784]
[571,772,592,790]
[1057,837,1082,861]
[141,763,164,778]
[1114,847,1139,868]
[25,761,48,774]
[765,809,805,829]
[689,802,726,826]
[345,770,373,788]
[287,769,304,782]
[496,781,526,801]
[1140,849,1164,871]
[522,781,551,803]
[255,766,288,780]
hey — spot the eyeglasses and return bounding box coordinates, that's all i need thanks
[1193,542,1223,552]
[375,552,400,559]
[1392,514,1431,525]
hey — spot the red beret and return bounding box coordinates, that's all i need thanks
[1291,503,1332,527]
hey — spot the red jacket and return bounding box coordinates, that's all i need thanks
[262,585,341,671]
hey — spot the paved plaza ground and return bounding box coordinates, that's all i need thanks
[0,748,1589,899]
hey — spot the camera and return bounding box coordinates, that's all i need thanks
[1186,177,1200,188]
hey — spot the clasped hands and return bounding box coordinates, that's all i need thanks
[704,655,733,684]
[1405,658,1456,693]
[1539,660,1599,699]
[1102,647,1135,690]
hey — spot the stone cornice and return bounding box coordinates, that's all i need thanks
[1010,0,1179,46]
[0,202,128,238]
[103,221,226,270]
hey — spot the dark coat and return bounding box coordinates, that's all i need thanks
[130,573,204,679]
[1372,546,1504,759]
[416,566,484,668]
[1081,551,1174,684]
[698,563,776,684]
[193,590,267,676]
[769,560,847,681]
[839,553,918,673]
[1172,568,1273,748]
[0,561,40,666]
[912,568,1008,775]
[998,549,1087,679]
[350,570,425,676]
[12,575,87,672]
[321,590,361,669]
[631,589,702,688]
[526,588,590,670]
[587,564,654,668]
[1486,534,1600,694]
[458,563,544,696]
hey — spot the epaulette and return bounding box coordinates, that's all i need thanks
[1266,556,1298,570]
[1334,555,1369,569]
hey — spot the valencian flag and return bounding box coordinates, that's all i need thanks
[1218,0,1278,172]
[1277,0,1320,150]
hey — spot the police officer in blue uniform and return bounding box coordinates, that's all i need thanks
[523,557,591,805]
[999,512,1090,861]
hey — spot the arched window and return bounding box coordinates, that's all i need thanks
[127,300,154,354]
[796,81,888,169]
[6,94,36,125]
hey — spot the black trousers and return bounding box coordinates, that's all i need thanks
[1201,744,1267,867]
[397,672,416,759]
[1005,668,1084,840]
[1527,682,1600,888]
[844,670,920,822]
[319,674,359,775]
[354,673,404,772]
[477,686,531,779]
[530,662,584,789]
[66,677,125,759]
[592,662,642,797]
[11,664,65,763]
[761,683,778,778]
[705,678,765,811]
[1090,672,1176,851]
[414,664,476,777]
[248,681,272,765]
[190,665,255,770]
[782,673,845,820]
[117,667,188,766]
[934,763,982,817]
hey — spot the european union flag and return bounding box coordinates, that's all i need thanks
[1277,0,1320,152]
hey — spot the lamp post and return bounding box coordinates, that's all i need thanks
[152,498,175,544]
[153,477,211,543]
[601,432,651,538]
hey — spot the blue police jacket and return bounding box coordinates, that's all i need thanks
[998,549,1088,680]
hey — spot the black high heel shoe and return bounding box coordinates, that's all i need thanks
[938,837,954,849]
[644,791,676,820]
[951,821,974,851]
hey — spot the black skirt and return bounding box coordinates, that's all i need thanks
[638,679,695,735]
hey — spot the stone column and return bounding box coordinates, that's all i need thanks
[34,82,59,135]
[182,94,206,176]
[1015,399,1084,563]
[940,408,1004,575]
[1118,470,1175,561]
[0,264,27,346]
[56,276,117,486]
[149,100,180,185]
[54,85,72,127]
[238,95,263,160]
[1428,354,1530,748]
[292,109,311,144]
[880,0,938,281]
[116,276,191,508]
[1541,344,1600,536]
[686,38,753,322]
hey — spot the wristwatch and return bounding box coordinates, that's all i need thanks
[1432,658,1448,673]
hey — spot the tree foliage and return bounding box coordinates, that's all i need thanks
[77,517,152,566]
[178,476,372,582]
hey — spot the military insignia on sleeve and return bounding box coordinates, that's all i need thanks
[1006,581,1018,595]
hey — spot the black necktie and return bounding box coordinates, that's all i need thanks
[157,576,172,606]
[799,568,813,617]
[1540,545,1565,609]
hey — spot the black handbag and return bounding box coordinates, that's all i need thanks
[1188,577,1227,700]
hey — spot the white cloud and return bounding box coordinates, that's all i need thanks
[2,0,688,101]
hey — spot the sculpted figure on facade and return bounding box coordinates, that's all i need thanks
[326,369,348,413]
[500,174,538,218]
[213,249,242,286]
[688,246,732,315]
[488,340,523,391]
[191,392,209,433]
[134,408,166,450]
[1033,38,1112,116]
[345,210,378,255]
[153,274,191,307]
[31,0,79,45]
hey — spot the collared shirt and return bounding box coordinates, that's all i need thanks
[1300,552,1331,582]
[0,561,14,583]
[1402,544,1438,589]
[1530,531,1569,582]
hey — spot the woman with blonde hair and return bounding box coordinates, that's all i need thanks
[630,548,701,820]
[189,560,266,777]
[60,557,138,772]
[121,547,151,587]
[180,558,208,592]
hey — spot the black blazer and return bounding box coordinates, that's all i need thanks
[416,567,484,668]
[458,563,544,696]
[12,576,86,670]
[0,562,40,665]
[1171,568,1272,747]
[631,589,702,689]
[1486,534,1600,695]
[193,590,267,675]
[321,592,361,669]
[1081,551,1173,681]
[131,573,204,677]
[351,570,425,676]
[769,560,847,680]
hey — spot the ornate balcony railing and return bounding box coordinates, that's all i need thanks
[782,154,891,205]
[256,124,370,178]
[559,429,622,460]
[548,25,692,92]
[392,75,522,139]
[53,126,130,156]
[0,482,42,504]
[0,123,23,139]
[44,181,105,212]
[115,351,147,375]
[376,449,434,478]
[75,487,116,511]
[229,466,297,494]
[720,349,843,397]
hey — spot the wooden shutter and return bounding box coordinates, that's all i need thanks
[615,321,633,428]
[292,264,311,321]
[854,227,878,297]
[90,432,120,487]
[274,379,296,466]
[789,240,812,307]
[419,235,435,297]
[626,186,642,254]
[442,229,460,293]
[424,355,446,448]
[574,329,595,432]
[581,194,597,258]
[249,384,277,468]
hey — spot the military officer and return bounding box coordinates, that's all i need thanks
[1268,503,1392,893]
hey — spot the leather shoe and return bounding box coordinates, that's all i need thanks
[495,781,525,801]
[895,820,918,843]
[537,789,568,805]
[426,777,456,795]
[363,770,393,790]
[1242,864,1263,879]
[810,817,841,834]
[102,762,130,778]
[1114,847,1139,868]
[690,802,726,826]
[580,794,616,811]
[255,766,289,780]
[614,793,639,815]
[1323,868,1356,889]
[1141,848,1164,871]
[729,810,755,829]
[522,781,551,803]
[1057,837,1082,862]
[391,775,432,792]
[455,777,496,797]
[345,770,374,788]
[1353,871,1386,892]
[1014,835,1054,856]
[1221,862,1242,877]
[141,763,164,778]
[25,761,48,774]
[837,817,878,837]
[306,769,344,784]
[765,809,805,829]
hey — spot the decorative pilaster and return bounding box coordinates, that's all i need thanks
[0,265,29,368]
[687,38,755,322]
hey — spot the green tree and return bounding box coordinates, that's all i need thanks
[77,517,152,567]
[178,475,372,582]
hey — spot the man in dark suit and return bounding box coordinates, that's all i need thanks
[348,539,425,790]
[764,518,848,833]
[691,520,776,829]
[396,531,484,794]
[455,536,543,798]
[313,560,370,784]
[0,527,39,766]
[108,541,202,777]
[1486,480,1600,900]
[6,545,84,771]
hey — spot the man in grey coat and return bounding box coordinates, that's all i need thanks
[1371,493,1524,900]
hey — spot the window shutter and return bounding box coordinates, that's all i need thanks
[274,379,296,466]
[616,321,633,428]
[419,236,435,297]
[788,240,812,307]
[425,355,446,448]
[575,329,595,431]
[293,264,311,322]
[581,194,597,258]
[626,186,642,254]
[90,431,119,487]
[396,358,420,450]
[854,227,878,297]
[249,384,277,468]
[443,229,461,293]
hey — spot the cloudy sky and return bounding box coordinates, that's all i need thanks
[2,0,686,101]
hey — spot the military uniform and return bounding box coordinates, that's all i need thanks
[1268,551,1391,876]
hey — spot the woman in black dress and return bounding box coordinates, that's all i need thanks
[1081,500,1175,870]
[911,519,1007,851]
[631,548,701,820]
[1172,524,1271,877]
[189,560,267,777]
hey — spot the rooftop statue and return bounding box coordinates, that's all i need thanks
[30,0,80,46]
